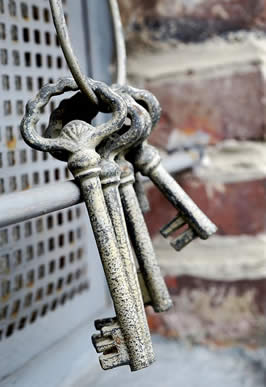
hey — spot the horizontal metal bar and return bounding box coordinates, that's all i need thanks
[0,180,82,228]
[0,150,199,228]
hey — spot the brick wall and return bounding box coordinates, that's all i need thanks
[119,0,266,348]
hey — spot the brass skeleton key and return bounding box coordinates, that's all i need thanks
[20,77,152,372]
[121,86,217,251]
[96,94,155,366]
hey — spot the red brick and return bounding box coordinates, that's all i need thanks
[146,70,265,149]
[145,175,266,237]
[146,276,266,347]
[179,174,266,236]
[119,0,266,46]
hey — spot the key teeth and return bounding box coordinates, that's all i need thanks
[91,333,114,353]
[171,228,196,251]
[160,211,217,251]
[94,317,116,330]
[99,352,129,371]
[160,214,185,238]
[92,318,130,370]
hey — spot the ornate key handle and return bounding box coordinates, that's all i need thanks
[114,84,161,131]
[21,77,77,153]
[21,77,127,169]
[98,94,146,161]
[121,86,217,250]
[42,91,99,162]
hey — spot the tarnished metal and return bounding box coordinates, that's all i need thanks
[20,78,152,372]
[114,84,162,214]
[121,86,217,251]
[97,94,155,366]
[118,159,172,313]
[46,84,172,315]
[92,318,131,370]
[133,171,151,213]
[110,90,172,313]
[108,0,127,85]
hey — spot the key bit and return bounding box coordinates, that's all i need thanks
[160,214,196,251]
[160,214,186,238]
[134,143,217,251]
[92,318,131,370]
[21,77,151,372]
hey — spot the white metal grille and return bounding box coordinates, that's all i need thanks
[0,0,103,361]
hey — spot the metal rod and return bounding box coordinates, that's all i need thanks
[0,180,82,228]
[0,151,199,229]
[49,0,98,105]
[109,0,127,85]
[49,0,126,100]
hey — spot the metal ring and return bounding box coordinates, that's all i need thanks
[109,0,127,85]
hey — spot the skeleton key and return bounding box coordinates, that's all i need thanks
[96,93,155,365]
[46,88,167,312]
[120,86,217,251]
[45,86,152,370]
[46,89,154,319]
[108,93,172,313]
[114,84,161,215]
[20,77,152,371]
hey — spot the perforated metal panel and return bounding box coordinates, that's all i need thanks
[0,0,107,379]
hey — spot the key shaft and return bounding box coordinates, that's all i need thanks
[78,172,149,370]
[118,159,172,313]
[132,143,217,249]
